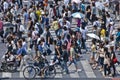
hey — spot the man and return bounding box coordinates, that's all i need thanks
[61,44,69,74]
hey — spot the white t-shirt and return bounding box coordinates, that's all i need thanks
[30,12,36,23]
[19,25,25,32]
[80,28,88,40]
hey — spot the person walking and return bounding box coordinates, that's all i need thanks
[68,43,82,72]
[110,46,117,77]
[0,18,4,43]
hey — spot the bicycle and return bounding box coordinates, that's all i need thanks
[23,55,56,79]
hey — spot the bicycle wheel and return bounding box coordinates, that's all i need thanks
[34,66,40,75]
[44,65,56,78]
[23,66,36,79]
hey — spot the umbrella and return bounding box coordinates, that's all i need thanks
[87,33,100,40]
[72,0,81,4]
[72,12,85,19]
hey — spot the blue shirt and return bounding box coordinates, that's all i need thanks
[38,45,44,53]
[23,12,29,22]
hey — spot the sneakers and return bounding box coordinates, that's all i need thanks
[77,69,82,72]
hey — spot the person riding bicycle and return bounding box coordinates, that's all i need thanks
[16,39,28,71]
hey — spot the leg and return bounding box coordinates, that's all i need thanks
[104,64,107,76]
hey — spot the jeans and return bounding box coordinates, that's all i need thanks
[111,62,116,76]
[104,64,111,76]
[68,58,78,68]
[41,23,44,31]
[62,61,69,73]
[99,57,104,68]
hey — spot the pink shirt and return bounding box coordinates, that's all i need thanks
[0,20,3,31]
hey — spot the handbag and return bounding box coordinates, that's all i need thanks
[112,57,118,64]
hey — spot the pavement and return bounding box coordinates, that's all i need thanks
[0,19,120,79]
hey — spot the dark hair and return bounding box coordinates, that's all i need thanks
[92,3,95,6]
[41,37,45,42]
[92,39,96,44]
[104,47,108,52]
[22,37,26,41]
[53,40,57,45]
[57,36,61,40]
[38,40,42,44]
[110,46,114,51]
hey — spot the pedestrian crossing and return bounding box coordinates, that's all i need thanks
[1,59,120,79]
[1,58,120,79]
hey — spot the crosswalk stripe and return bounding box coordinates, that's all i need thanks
[81,60,96,78]
[116,66,120,75]
[69,64,79,78]
[55,67,63,78]
[2,72,12,78]
[19,71,24,78]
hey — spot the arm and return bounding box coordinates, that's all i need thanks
[56,46,61,57]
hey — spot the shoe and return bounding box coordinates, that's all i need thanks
[77,69,82,72]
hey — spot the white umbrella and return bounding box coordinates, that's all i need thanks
[87,33,100,40]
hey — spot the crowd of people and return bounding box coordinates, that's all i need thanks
[0,0,119,78]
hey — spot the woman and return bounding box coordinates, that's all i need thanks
[90,39,97,68]
[98,43,104,71]
[68,43,82,72]
[110,46,117,77]
[103,47,111,77]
